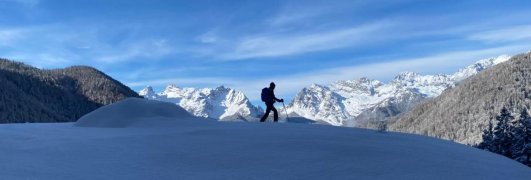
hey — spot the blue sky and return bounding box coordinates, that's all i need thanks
[2,0,531,105]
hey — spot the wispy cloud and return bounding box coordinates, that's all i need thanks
[0,25,85,67]
[96,39,174,63]
[255,44,531,99]
[0,24,177,67]
[1,0,40,7]
[3,0,531,105]
[5,53,75,68]
[196,30,219,44]
[127,77,240,88]
[0,28,25,46]
[222,21,393,59]
[120,66,212,80]
[132,44,531,102]
[266,0,389,27]
[468,25,531,43]
[267,4,334,26]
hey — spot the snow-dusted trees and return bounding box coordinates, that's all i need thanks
[492,107,515,157]
[477,119,494,151]
[390,52,531,145]
[511,109,531,165]
[479,107,531,167]
[522,112,531,165]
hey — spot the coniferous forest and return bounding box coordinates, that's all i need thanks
[0,58,140,123]
[478,107,531,167]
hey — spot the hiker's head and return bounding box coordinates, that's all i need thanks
[269,82,276,89]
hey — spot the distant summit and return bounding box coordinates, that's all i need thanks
[139,85,263,121]
[285,55,511,127]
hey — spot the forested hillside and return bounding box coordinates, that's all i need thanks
[0,58,140,123]
[390,52,531,145]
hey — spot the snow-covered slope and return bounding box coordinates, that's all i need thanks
[139,85,263,121]
[286,55,511,127]
[0,98,529,179]
[75,98,196,127]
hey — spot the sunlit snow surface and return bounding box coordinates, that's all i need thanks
[0,98,529,180]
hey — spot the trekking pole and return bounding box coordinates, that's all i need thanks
[282,102,289,122]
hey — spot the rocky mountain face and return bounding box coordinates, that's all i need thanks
[139,85,263,121]
[0,58,140,123]
[285,55,511,127]
[389,52,531,145]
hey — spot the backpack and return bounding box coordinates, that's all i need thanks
[261,87,270,102]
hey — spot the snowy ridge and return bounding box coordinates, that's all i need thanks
[285,55,511,127]
[139,85,263,121]
[452,54,511,81]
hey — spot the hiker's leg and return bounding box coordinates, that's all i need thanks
[260,104,272,122]
[272,107,278,122]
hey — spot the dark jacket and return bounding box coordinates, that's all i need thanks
[266,88,281,104]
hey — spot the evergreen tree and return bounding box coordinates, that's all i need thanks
[492,107,514,157]
[510,109,527,163]
[478,119,494,151]
[512,108,531,166]
[523,112,531,166]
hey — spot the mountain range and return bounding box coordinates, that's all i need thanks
[285,55,511,127]
[139,85,263,121]
[139,55,511,126]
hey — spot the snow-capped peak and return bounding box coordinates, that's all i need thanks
[286,54,512,127]
[138,54,512,127]
[451,55,510,81]
[330,78,383,98]
[216,85,227,89]
[139,86,157,99]
[164,84,181,91]
[161,84,192,98]
[308,83,326,89]
[393,71,420,81]
[139,85,263,121]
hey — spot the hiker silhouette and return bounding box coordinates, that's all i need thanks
[260,82,284,122]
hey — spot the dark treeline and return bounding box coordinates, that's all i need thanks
[478,107,531,167]
[0,58,140,123]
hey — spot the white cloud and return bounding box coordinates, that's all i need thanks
[0,24,176,66]
[96,39,174,63]
[222,21,392,59]
[130,44,531,102]
[468,25,531,42]
[268,6,331,26]
[127,77,239,88]
[0,28,25,46]
[5,52,77,68]
[121,66,212,80]
[196,31,218,44]
[1,0,40,6]
[261,44,530,97]
[266,0,388,26]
